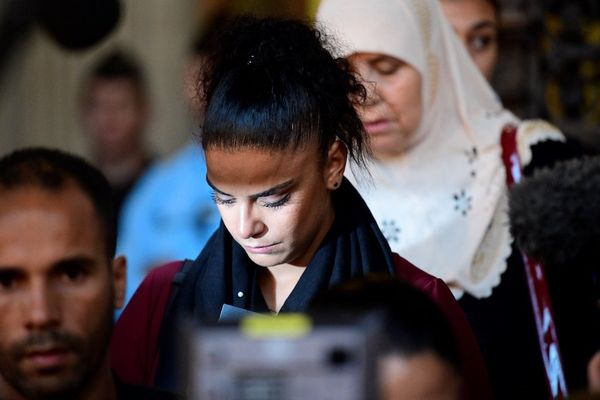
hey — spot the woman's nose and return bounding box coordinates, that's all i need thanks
[363,80,380,107]
[238,204,266,239]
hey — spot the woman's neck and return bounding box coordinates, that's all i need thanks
[258,201,336,313]
[259,264,306,313]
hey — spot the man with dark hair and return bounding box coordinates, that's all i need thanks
[79,49,153,225]
[0,147,176,400]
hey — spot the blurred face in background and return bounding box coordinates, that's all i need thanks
[440,0,499,81]
[81,78,148,162]
[348,53,423,160]
[379,352,462,400]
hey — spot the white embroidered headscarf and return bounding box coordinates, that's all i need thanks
[317,0,563,298]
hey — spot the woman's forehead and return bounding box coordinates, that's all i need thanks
[205,146,321,193]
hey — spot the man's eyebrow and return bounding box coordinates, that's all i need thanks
[51,256,96,272]
[0,255,95,278]
[0,267,23,278]
[205,176,294,199]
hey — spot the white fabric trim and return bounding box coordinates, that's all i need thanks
[517,120,565,167]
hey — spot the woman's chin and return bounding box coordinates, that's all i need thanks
[370,133,417,160]
[244,251,282,268]
[372,143,409,160]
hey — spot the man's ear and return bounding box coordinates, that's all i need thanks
[111,256,127,310]
[325,140,348,190]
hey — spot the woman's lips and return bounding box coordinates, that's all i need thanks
[244,243,279,254]
[363,119,391,135]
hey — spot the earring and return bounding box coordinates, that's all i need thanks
[332,181,340,189]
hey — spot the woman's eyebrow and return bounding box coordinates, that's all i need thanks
[249,179,294,200]
[471,20,496,31]
[205,176,294,199]
[206,176,230,196]
[369,55,390,65]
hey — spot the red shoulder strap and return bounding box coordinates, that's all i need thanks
[110,261,183,387]
[501,125,568,399]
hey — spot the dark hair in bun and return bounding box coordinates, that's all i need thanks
[199,15,370,170]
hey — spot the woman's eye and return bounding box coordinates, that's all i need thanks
[469,34,494,52]
[374,60,402,75]
[211,192,235,206]
[262,193,291,209]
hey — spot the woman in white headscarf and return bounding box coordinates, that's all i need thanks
[317,0,578,397]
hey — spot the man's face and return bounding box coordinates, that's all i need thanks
[0,185,125,399]
[82,78,147,160]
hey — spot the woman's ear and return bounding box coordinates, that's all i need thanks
[325,140,348,190]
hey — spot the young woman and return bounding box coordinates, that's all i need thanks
[440,0,499,80]
[110,16,489,399]
[317,0,579,397]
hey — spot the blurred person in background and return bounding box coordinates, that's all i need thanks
[590,352,600,393]
[115,21,223,311]
[310,276,463,400]
[79,49,153,228]
[439,0,499,81]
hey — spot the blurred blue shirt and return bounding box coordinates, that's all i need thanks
[116,143,221,313]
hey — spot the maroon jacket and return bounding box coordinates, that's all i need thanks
[110,253,491,399]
